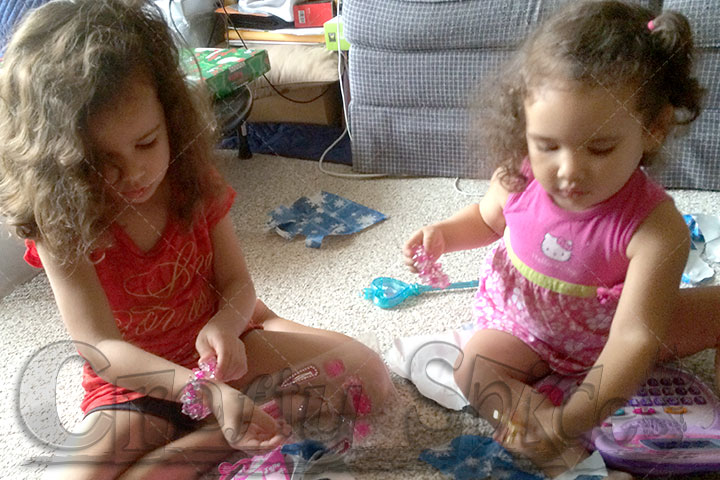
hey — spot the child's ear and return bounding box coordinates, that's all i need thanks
[643,105,674,153]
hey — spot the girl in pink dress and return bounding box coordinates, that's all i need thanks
[404,1,718,477]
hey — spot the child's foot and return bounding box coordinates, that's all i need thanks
[539,449,634,479]
[495,418,587,477]
[540,449,634,479]
[535,442,589,478]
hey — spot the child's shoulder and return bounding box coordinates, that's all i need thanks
[627,191,687,257]
[201,181,236,230]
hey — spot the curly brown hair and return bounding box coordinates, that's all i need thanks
[0,0,222,264]
[473,0,704,191]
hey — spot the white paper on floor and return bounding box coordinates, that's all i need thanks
[683,213,720,284]
[385,324,477,410]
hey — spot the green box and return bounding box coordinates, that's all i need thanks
[181,48,270,99]
[324,17,350,51]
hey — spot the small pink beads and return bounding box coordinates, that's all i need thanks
[323,358,346,378]
[354,419,371,440]
[537,384,565,407]
[343,375,372,416]
[412,245,450,288]
[260,399,283,420]
[181,357,217,420]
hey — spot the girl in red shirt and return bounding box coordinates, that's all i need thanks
[0,1,393,478]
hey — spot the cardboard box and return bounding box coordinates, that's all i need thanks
[294,1,334,28]
[181,48,270,99]
[249,82,342,126]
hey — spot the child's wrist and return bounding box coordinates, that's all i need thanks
[210,308,251,337]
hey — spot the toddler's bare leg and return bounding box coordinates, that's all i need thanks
[453,329,550,430]
[659,286,720,392]
[116,423,235,480]
[454,329,599,477]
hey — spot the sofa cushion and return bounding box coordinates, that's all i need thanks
[345,0,719,189]
[653,0,719,189]
[662,0,720,48]
[349,104,487,178]
[349,48,512,109]
[344,0,658,51]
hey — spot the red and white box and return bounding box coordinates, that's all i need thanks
[293,1,334,28]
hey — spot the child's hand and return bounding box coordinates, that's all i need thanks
[196,320,248,382]
[498,399,559,456]
[403,226,446,272]
[496,394,586,474]
[214,384,291,452]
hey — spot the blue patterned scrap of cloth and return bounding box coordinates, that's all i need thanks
[419,435,546,480]
[266,191,387,248]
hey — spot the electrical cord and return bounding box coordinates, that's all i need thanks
[453,177,486,196]
[220,2,333,104]
[316,1,386,179]
[316,126,386,179]
[338,50,352,142]
[214,1,384,179]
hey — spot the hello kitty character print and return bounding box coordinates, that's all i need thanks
[541,233,572,262]
[472,167,670,374]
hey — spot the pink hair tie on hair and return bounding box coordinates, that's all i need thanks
[647,19,656,31]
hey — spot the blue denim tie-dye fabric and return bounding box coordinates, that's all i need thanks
[267,191,387,248]
[420,435,546,480]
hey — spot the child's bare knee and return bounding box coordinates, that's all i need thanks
[454,347,495,400]
[323,340,394,413]
[453,358,473,400]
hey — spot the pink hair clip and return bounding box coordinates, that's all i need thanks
[647,19,656,31]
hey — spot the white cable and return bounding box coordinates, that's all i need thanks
[317,127,386,179]
[453,177,485,196]
[336,0,351,139]
[338,40,352,141]
[317,1,385,180]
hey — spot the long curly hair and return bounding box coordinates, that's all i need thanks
[0,0,221,264]
[473,0,704,191]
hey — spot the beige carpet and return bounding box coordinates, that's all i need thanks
[2,152,719,479]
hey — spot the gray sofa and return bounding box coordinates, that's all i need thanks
[344,0,720,190]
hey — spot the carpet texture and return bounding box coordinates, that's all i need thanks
[3,153,719,479]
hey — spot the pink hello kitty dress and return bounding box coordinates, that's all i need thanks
[473,168,670,374]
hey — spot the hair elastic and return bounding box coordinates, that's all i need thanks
[181,357,217,420]
[412,245,450,289]
[647,19,656,31]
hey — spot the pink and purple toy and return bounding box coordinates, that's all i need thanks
[587,365,720,475]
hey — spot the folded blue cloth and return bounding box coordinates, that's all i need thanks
[420,435,546,480]
[267,191,387,248]
[281,439,327,460]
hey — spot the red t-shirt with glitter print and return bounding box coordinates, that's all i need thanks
[24,186,237,413]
